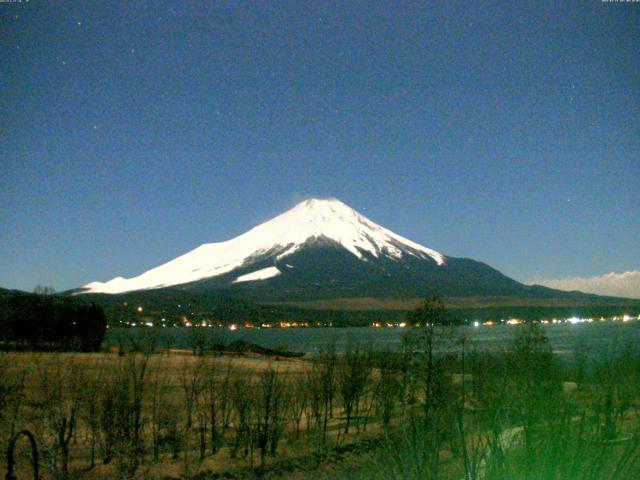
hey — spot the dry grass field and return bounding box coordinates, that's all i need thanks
[1,348,394,479]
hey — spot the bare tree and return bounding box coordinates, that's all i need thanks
[255,367,286,465]
[203,358,227,456]
[149,358,167,462]
[374,350,401,428]
[81,359,107,471]
[230,372,253,461]
[288,373,307,438]
[337,345,369,434]
[99,354,149,478]
[179,357,204,430]
[38,358,85,479]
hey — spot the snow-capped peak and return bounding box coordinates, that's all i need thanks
[261,198,444,263]
[81,198,445,294]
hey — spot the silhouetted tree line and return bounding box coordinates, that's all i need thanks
[0,290,106,351]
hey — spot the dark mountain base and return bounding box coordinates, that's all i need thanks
[75,287,640,327]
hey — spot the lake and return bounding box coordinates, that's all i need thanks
[106,320,640,359]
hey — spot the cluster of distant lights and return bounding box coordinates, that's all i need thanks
[117,303,638,330]
[120,307,329,329]
[118,316,639,330]
[120,321,329,329]
[371,322,407,328]
[472,314,639,328]
[120,303,328,329]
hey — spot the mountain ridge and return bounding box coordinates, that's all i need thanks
[77,198,633,305]
[81,198,446,295]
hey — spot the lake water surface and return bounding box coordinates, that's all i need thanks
[107,321,640,359]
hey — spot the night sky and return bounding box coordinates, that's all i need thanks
[1,1,639,293]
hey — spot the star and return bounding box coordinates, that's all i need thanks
[77,22,82,27]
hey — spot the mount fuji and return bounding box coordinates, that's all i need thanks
[79,198,562,302]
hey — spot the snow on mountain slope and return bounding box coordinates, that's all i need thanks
[232,266,281,284]
[81,198,445,294]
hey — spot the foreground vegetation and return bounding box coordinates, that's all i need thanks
[336,328,640,480]
[1,303,639,479]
